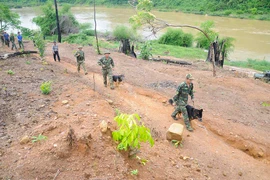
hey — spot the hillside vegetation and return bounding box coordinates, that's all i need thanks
[3,0,270,20]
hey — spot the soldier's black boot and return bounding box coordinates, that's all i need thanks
[171,115,178,120]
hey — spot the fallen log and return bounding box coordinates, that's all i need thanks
[0,51,38,60]
[151,58,192,65]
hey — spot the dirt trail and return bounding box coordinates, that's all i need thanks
[0,42,270,180]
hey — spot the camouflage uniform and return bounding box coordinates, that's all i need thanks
[98,56,114,89]
[171,74,194,131]
[10,34,17,50]
[74,48,87,75]
[0,32,4,46]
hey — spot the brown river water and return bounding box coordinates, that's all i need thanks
[12,7,270,61]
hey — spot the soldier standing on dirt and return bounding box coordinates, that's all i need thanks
[171,74,195,132]
[17,32,24,49]
[10,33,17,51]
[98,51,115,90]
[52,41,60,62]
[74,46,88,75]
[0,30,4,47]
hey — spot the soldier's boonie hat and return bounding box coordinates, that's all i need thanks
[104,51,110,54]
[78,46,83,49]
[186,74,194,80]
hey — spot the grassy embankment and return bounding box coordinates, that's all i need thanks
[43,34,270,72]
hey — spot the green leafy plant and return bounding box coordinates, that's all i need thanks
[130,169,138,176]
[32,134,47,143]
[26,60,31,65]
[158,28,194,47]
[136,156,148,165]
[262,102,270,107]
[172,140,183,148]
[196,21,218,49]
[40,81,52,95]
[112,113,154,151]
[140,41,152,60]
[7,70,15,75]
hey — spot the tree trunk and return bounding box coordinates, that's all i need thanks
[211,44,216,77]
[54,0,61,43]
[120,39,131,55]
[94,0,101,55]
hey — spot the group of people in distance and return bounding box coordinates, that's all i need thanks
[0,31,24,51]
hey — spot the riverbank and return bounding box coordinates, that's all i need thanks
[7,1,270,21]
[41,33,270,72]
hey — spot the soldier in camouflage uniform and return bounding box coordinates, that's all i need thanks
[171,74,195,132]
[0,30,4,47]
[98,51,115,89]
[74,46,88,75]
[10,33,17,51]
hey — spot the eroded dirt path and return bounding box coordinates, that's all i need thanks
[0,42,269,180]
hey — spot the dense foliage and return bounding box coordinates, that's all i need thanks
[33,3,79,36]
[159,28,193,47]
[0,3,20,30]
[113,25,138,41]
[3,0,270,18]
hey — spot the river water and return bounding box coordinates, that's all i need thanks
[12,7,270,61]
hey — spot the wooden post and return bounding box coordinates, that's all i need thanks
[93,0,101,54]
[54,0,61,43]
[211,44,216,77]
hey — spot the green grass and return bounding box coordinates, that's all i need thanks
[225,59,270,72]
[151,42,207,60]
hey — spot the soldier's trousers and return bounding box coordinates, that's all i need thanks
[11,42,17,50]
[77,61,87,73]
[102,68,113,88]
[18,41,24,49]
[5,40,10,47]
[171,104,191,128]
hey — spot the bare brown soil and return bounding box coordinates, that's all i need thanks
[0,42,269,180]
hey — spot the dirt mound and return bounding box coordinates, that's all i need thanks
[0,42,269,180]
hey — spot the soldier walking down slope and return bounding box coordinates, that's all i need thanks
[74,46,88,75]
[52,41,60,62]
[171,74,195,132]
[10,33,17,51]
[98,51,115,90]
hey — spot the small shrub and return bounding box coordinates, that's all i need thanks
[262,102,270,107]
[64,33,90,46]
[130,169,138,176]
[40,81,52,95]
[139,41,152,60]
[112,113,154,151]
[158,28,194,47]
[26,61,31,65]
[113,25,138,41]
[32,134,47,143]
[82,29,95,36]
[7,70,15,75]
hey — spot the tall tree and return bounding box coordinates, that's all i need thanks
[93,0,101,54]
[0,3,20,30]
[54,0,61,43]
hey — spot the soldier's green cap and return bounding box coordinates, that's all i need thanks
[186,74,194,80]
[104,51,110,54]
[78,46,83,49]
